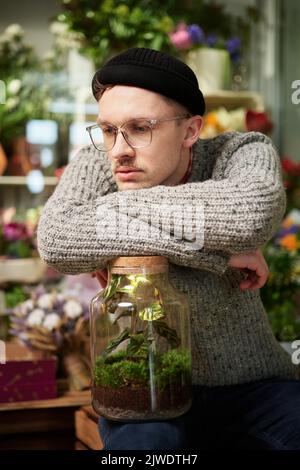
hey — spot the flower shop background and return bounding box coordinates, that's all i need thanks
[0,0,300,450]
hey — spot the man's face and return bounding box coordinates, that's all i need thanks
[97,86,191,190]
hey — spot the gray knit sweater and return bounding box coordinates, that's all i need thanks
[37,130,299,385]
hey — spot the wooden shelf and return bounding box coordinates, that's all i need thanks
[204,90,264,112]
[0,388,92,445]
[0,389,91,412]
[0,176,57,186]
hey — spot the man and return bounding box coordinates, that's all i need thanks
[37,48,300,450]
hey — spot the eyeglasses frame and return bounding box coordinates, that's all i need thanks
[85,114,191,151]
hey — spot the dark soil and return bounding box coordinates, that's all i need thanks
[92,382,191,420]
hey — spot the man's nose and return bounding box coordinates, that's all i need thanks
[109,130,135,160]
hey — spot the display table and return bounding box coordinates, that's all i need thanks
[0,389,91,450]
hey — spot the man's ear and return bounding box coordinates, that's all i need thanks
[182,116,203,148]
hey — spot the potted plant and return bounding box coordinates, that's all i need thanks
[0,207,47,283]
[54,0,175,68]
[168,1,261,92]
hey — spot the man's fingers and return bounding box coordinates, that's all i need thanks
[91,268,108,288]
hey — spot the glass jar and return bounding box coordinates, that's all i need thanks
[90,256,192,421]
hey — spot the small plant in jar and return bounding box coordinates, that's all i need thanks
[90,256,192,421]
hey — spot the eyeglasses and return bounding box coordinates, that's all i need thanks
[86,114,191,152]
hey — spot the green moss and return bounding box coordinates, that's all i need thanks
[157,349,191,389]
[93,348,191,390]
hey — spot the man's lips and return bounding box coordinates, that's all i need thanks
[115,167,142,173]
[115,167,143,181]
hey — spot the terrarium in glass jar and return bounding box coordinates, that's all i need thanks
[90,256,192,421]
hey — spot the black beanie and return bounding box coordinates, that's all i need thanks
[92,47,205,116]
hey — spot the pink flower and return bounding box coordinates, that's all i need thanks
[3,222,30,241]
[169,29,192,49]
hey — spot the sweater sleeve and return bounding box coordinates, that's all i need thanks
[115,131,286,255]
[37,145,230,275]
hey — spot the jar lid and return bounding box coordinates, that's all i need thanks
[109,256,168,274]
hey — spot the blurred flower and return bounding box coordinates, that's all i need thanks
[245,109,273,134]
[37,293,54,310]
[170,22,242,63]
[0,207,42,259]
[9,287,89,355]
[27,309,45,327]
[205,33,217,47]
[282,158,300,176]
[281,158,300,212]
[201,107,247,138]
[43,313,61,331]
[226,37,241,54]
[169,28,192,49]
[261,209,300,341]
[3,222,29,241]
[4,24,24,38]
[64,299,83,319]
[187,24,205,44]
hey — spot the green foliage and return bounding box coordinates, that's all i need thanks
[102,273,182,358]
[4,284,28,308]
[94,350,148,388]
[103,327,130,357]
[56,0,176,67]
[126,332,149,357]
[93,348,191,389]
[153,320,181,348]
[158,349,191,389]
[138,301,165,321]
[0,24,72,148]
[261,244,300,342]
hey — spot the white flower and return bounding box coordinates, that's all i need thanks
[4,24,24,38]
[27,309,45,327]
[288,209,300,225]
[7,79,22,95]
[50,21,68,36]
[37,293,54,310]
[18,299,34,316]
[63,299,83,319]
[43,313,60,330]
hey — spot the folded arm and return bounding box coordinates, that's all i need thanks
[37,133,285,276]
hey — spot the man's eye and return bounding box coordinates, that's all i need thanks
[101,126,115,135]
[129,123,149,133]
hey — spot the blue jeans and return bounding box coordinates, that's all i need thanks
[98,376,300,450]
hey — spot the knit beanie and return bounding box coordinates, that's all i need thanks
[92,47,205,116]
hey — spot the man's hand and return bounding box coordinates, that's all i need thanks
[92,249,269,292]
[91,269,108,289]
[228,249,269,290]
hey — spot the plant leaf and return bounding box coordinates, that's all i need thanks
[103,327,130,356]
[153,320,181,348]
[103,275,121,300]
[126,332,148,357]
[138,301,165,321]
